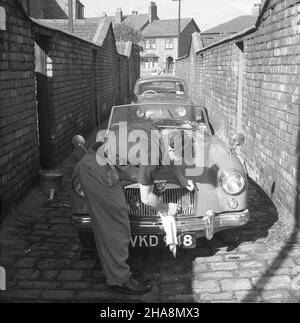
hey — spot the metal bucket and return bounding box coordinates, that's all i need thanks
[39,170,63,200]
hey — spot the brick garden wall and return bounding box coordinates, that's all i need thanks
[0,0,140,215]
[176,0,300,227]
[0,0,39,215]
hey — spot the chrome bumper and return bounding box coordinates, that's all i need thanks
[72,209,250,240]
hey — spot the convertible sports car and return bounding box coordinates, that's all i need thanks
[70,103,249,249]
[133,75,191,106]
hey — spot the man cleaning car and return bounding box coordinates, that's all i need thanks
[78,114,194,294]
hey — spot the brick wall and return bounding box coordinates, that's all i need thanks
[0,0,39,215]
[0,0,140,216]
[176,0,300,228]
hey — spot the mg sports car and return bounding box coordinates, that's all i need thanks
[70,103,249,249]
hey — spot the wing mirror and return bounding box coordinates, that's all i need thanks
[72,135,87,152]
[230,133,245,153]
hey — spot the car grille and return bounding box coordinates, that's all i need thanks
[125,188,195,217]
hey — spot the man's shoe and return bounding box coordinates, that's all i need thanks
[110,275,152,295]
[132,271,151,284]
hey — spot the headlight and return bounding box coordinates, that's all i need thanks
[219,170,245,195]
[177,107,187,117]
[72,176,85,197]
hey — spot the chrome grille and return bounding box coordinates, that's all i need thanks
[125,188,195,217]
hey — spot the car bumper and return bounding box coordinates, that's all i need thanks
[71,209,250,240]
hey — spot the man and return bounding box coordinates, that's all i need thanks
[78,114,193,294]
[79,144,153,295]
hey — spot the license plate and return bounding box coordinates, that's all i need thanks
[130,233,196,249]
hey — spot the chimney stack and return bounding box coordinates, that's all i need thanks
[149,2,158,23]
[115,8,123,24]
[252,3,262,17]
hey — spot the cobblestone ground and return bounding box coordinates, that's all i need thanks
[0,153,300,303]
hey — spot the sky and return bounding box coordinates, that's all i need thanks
[82,0,259,31]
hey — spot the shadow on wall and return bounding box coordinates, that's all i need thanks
[242,108,300,303]
[33,32,95,168]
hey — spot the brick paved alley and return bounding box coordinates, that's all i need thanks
[0,147,300,303]
[1,0,300,305]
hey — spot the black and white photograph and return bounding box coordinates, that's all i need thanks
[0,0,300,305]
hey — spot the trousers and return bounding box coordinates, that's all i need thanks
[78,151,131,286]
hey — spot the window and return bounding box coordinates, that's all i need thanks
[137,81,185,95]
[165,39,174,50]
[0,6,6,30]
[145,39,156,50]
[76,1,84,19]
[41,8,46,19]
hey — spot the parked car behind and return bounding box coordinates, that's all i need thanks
[133,75,191,106]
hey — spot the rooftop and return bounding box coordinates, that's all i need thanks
[88,13,150,31]
[142,18,197,38]
[35,18,107,42]
[203,15,257,34]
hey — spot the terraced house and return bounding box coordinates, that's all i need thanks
[101,1,200,76]
[141,16,200,75]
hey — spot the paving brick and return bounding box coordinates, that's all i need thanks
[199,271,234,279]
[14,257,38,268]
[253,276,292,290]
[224,254,248,261]
[192,263,208,273]
[18,280,61,289]
[0,289,41,300]
[41,270,59,281]
[161,282,190,296]
[76,290,114,300]
[72,260,97,270]
[58,270,83,281]
[221,279,253,291]
[42,290,76,300]
[211,262,238,271]
[197,292,233,302]
[192,280,220,293]
[14,269,34,280]
[161,294,195,303]
[269,258,295,268]
[62,282,91,290]
[240,261,266,269]
[260,290,292,302]
[193,256,223,263]
[235,291,263,303]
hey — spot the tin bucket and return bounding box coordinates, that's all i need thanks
[39,170,63,200]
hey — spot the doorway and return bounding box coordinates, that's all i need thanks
[166,56,174,74]
[34,36,51,169]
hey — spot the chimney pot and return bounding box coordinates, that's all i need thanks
[149,1,158,23]
[252,3,262,17]
[115,8,123,23]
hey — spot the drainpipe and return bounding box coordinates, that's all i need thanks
[68,0,74,33]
